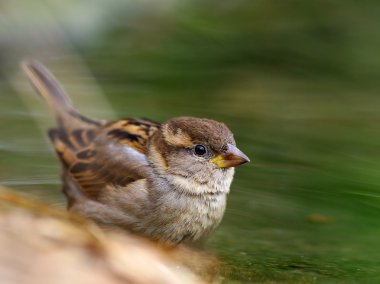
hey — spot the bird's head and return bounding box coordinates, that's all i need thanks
[147,117,250,195]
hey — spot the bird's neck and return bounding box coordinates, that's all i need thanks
[165,171,233,195]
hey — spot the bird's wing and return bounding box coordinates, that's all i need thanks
[21,60,160,201]
[50,118,160,200]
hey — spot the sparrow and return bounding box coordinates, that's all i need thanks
[21,60,250,245]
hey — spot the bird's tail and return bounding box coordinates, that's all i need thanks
[21,60,102,130]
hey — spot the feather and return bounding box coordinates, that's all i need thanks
[22,60,160,200]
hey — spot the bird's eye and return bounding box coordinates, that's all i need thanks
[194,144,207,156]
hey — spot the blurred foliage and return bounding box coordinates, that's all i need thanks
[80,0,380,92]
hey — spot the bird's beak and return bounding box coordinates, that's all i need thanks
[210,144,250,168]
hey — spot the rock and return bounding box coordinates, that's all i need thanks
[0,187,205,284]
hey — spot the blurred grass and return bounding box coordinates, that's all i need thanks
[1,0,380,283]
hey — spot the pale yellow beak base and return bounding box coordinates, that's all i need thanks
[210,144,250,168]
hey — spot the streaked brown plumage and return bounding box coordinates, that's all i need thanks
[22,60,250,245]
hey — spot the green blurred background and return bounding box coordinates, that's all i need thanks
[1,0,380,283]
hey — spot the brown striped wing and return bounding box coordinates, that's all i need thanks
[50,118,160,200]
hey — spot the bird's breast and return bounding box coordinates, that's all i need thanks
[146,185,227,244]
[142,170,234,244]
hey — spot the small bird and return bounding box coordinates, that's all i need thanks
[21,60,250,245]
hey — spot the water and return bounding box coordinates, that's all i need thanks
[1,1,380,283]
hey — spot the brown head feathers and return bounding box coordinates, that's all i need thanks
[161,117,235,152]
